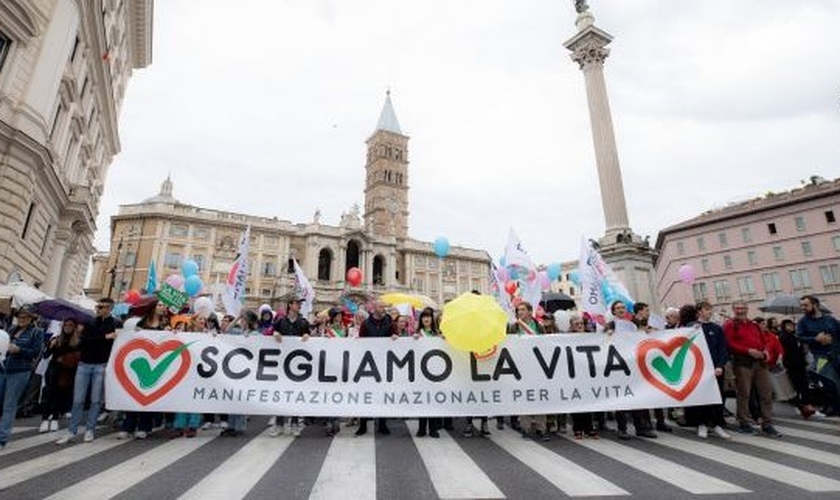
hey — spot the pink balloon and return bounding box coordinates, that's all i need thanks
[677,264,696,285]
[496,267,509,282]
[538,271,551,291]
[165,274,184,290]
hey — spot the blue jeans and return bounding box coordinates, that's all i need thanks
[69,362,106,434]
[173,413,202,430]
[0,371,32,445]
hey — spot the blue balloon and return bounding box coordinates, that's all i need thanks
[184,275,203,297]
[499,255,506,267]
[546,262,562,281]
[569,270,581,286]
[508,266,520,280]
[433,237,450,258]
[182,259,199,278]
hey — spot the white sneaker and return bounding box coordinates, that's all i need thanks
[812,410,827,419]
[135,431,147,440]
[291,423,302,437]
[268,416,277,427]
[697,425,708,439]
[282,424,290,436]
[219,420,229,430]
[201,422,214,431]
[116,431,129,440]
[83,430,95,442]
[56,431,77,445]
[49,420,59,432]
[268,425,281,437]
[712,426,731,440]
[97,411,110,424]
[39,420,50,433]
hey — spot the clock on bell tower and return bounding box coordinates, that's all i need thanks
[364,91,410,239]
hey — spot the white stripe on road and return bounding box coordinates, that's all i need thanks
[309,432,376,500]
[490,429,628,497]
[45,435,216,500]
[0,432,60,456]
[726,432,840,469]
[775,417,840,433]
[774,425,840,447]
[565,435,749,494]
[178,432,294,500]
[11,426,36,434]
[405,420,505,499]
[654,433,840,492]
[0,436,128,489]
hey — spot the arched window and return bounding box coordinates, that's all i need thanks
[373,255,385,286]
[345,240,360,273]
[318,248,332,281]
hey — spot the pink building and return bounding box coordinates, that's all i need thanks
[654,176,840,317]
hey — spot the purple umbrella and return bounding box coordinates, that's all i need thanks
[32,298,95,323]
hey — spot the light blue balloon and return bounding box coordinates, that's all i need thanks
[508,266,520,281]
[182,259,199,278]
[546,262,562,281]
[433,237,450,258]
[184,275,203,297]
[569,270,581,286]
[499,255,506,267]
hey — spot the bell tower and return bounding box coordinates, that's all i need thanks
[364,91,409,239]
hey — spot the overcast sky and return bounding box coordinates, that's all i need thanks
[96,0,840,265]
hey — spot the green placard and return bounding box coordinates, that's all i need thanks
[157,283,189,313]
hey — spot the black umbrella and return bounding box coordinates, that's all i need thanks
[540,292,576,313]
[31,298,95,323]
[758,294,832,315]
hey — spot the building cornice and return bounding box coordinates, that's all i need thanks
[655,178,840,251]
[77,0,120,156]
[126,0,153,69]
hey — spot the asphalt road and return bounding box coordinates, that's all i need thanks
[1,403,839,500]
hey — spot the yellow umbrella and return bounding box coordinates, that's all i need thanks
[440,293,508,354]
[380,292,431,310]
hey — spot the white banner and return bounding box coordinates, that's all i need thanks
[106,328,721,417]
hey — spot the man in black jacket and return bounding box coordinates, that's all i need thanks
[269,298,311,437]
[57,298,117,444]
[356,301,393,436]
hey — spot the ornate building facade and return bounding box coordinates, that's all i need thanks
[88,94,492,311]
[0,0,153,297]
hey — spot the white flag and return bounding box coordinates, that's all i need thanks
[579,237,634,326]
[222,226,250,318]
[503,228,542,310]
[292,258,315,318]
[504,228,535,270]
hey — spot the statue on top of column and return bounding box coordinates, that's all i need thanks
[575,0,589,14]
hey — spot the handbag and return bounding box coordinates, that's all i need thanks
[769,366,796,402]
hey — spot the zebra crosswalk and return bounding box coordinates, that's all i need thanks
[1,414,839,500]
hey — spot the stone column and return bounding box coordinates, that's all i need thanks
[43,228,72,296]
[564,21,631,240]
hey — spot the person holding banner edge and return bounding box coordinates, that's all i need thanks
[270,298,311,437]
[356,300,394,436]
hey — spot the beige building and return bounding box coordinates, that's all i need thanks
[89,94,492,311]
[0,0,153,297]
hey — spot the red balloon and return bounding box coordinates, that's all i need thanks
[125,290,141,305]
[504,280,518,295]
[346,267,363,287]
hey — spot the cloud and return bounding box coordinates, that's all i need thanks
[97,0,840,267]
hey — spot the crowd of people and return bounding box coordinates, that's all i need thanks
[1,292,839,451]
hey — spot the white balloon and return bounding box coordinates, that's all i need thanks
[193,297,214,318]
[0,329,9,364]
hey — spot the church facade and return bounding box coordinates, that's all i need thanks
[87,94,492,311]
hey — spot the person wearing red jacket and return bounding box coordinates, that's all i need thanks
[722,302,781,437]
